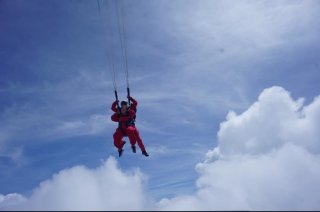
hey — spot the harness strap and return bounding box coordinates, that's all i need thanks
[117,109,136,135]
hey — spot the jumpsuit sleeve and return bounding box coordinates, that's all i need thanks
[129,96,138,111]
[129,108,136,119]
[111,113,119,122]
[111,100,119,112]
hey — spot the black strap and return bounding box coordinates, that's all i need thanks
[115,90,120,110]
[127,87,131,107]
[117,110,135,135]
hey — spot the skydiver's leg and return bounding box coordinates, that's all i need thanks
[118,128,127,149]
[133,128,146,152]
[113,128,124,151]
[126,126,137,146]
[113,130,120,150]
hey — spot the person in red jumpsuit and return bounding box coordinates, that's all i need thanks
[111,96,149,157]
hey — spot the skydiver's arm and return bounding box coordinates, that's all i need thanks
[111,100,119,112]
[129,96,137,109]
[128,109,136,119]
[111,113,119,122]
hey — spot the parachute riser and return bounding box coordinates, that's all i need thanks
[115,90,120,110]
[127,87,131,106]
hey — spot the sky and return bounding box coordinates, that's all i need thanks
[0,0,320,210]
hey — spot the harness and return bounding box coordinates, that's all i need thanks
[118,107,136,135]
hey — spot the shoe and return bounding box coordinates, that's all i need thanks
[142,150,149,157]
[131,145,136,153]
[118,149,123,157]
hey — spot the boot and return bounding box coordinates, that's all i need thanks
[118,149,124,157]
[131,145,136,153]
[142,150,149,157]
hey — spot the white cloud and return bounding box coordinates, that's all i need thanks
[0,157,150,211]
[0,193,26,209]
[158,143,320,210]
[157,86,320,210]
[218,86,320,155]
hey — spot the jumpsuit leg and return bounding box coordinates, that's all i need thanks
[113,128,125,151]
[133,127,146,152]
[125,126,137,146]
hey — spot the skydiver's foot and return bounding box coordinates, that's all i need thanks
[131,145,136,153]
[142,150,149,157]
[118,149,124,157]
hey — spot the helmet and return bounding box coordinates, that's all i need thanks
[121,101,128,106]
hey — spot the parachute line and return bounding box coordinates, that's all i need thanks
[115,0,130,89]
[97,0,131,104]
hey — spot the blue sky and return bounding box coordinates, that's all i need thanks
[1,0,320,209]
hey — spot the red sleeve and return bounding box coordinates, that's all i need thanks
[129,108,136,119]
[111,113,119,122]
[111,101,118,112]
[129,97,138,110]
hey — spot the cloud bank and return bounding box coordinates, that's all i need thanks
[0,157,149,211]
[1,86,320,210]
[158,86,320,210]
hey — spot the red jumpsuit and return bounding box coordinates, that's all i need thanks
[111,97,146,152]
